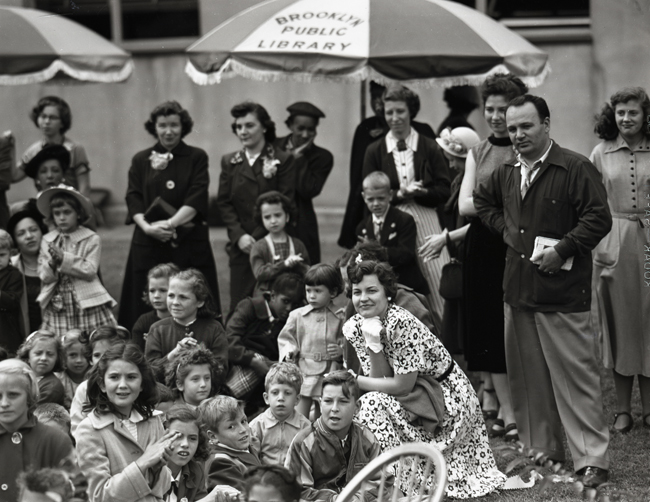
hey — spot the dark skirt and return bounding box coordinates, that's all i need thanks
[462,218,507,373]
[118,224,221,331]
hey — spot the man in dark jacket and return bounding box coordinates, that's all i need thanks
[473,94,612,488]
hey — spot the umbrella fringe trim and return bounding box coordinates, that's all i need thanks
[185,58,551,88]
[0,59,133,85]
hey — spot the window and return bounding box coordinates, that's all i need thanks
[35,0,199,44]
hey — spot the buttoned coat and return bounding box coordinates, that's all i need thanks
[473,142,612,312]
[37,226,115,310]
[356,206,429,295]
[76,411,171,502]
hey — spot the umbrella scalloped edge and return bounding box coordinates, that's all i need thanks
[186,58,550,89]
[0,59,134,85]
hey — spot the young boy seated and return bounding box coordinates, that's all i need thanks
[285,370,389,502]
[250,362,311,466]
[225,272,304,408]
[200,395,262,493]
[356,171,429,296]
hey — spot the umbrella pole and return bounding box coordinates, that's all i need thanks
[360,79,367,122]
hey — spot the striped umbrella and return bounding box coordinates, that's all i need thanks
[0,6,133,85]
[186,0,550,87]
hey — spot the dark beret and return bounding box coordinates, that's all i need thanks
[286,102,325,119]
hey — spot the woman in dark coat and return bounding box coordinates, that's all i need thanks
[118,101,220,330]
[217,102,294,313]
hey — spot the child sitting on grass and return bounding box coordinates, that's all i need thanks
[199,395,261,493]
[285,370,388,502]
[250,362,311,466]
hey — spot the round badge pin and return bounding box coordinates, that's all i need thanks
[166,180,175,190]
[12,432,22,444]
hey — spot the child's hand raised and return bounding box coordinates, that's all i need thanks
[168,336,197,359]
[48,243,64,266]
[284,254,304,267]
[199,485,240,502]
[135,430,180,471]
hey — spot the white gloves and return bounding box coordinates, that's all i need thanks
[361,317,384,353]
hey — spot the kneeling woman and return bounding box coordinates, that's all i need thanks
[343,261,505,499]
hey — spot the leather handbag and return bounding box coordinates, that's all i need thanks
[438,231,463,300]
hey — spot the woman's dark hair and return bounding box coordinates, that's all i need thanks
[84,342,158,418]
[507,94,550,121]
[17,330,65,373]
[165,346,224,399]
[30,96,72,134]
[144,101,194,139]
[254,190,294,226]
[304,263,343,297]
[347,260,398,300]
[164,405,211,462]
[142,262,181,306]
[49,193,89,224]
[480,73,528,104]
[244,466,302,502]
[383,84,421,120]
[230,101,276,143]
[80,325,130,361]
[6,200,48,244]
[170,268,218,319]
[594,86,650,141]
[443,85,480,113]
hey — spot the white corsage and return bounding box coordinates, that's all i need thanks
[230,151,243,165]
[262,157,281,179]
[149,151,173,170]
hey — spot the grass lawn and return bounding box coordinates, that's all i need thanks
[98,215,650,502]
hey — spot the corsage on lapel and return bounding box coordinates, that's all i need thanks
[149,151,173,170]
[230,150,244,165]
[262,144,281,179]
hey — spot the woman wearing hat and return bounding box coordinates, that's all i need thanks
[7,201,49,338]
[23,144,71,194]
[216,101,294,312]
[275,102,333,264]
[119,101,221,329]
[12,96,91,197]
[362,84,452,323]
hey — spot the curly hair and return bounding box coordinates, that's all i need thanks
[164,404,211,462]
[170,268,218,319]
[480,73,528,104]
[304,263,343,297]
[347,260,398,300]
[49,192,89,225]
[165,346,224,400]
[79,325,130,362]
[142,262,180,306]
[383,84,420,120]
[17,330,65,373]
[0,359,40,418]
[144,100,194,139]
[30,96,72,134]
[83,342,159,418]
[254,190,294,227]
[18,468,74,502]
[594,86,650,141]
[34,403,70,431]
[244,466,302,502]
[230,101,276,143]
[264,362,303,394]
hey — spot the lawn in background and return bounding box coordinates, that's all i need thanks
[98,217,650,502]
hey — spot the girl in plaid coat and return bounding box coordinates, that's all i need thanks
[36,186,116,337]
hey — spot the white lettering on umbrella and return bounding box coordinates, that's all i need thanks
[275,12,363,27]
[257,40,351,51]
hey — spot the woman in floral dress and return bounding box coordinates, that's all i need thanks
[343,260,505,499]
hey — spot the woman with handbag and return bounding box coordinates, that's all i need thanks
[419,127,479,355]
[118,101,221,330]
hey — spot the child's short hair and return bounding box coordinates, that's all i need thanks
[0,359,40,418]
[322,370,360,402]
[165,404,211,462]
[244,466,302,502]
[165,346,225,399]
[270,272,305,302]
[79,325,130,361]
[170,268,218,319]
[142,262,181,305]
[18,468,74,502]
[34,403,71,431]
[265,362,303,394]
[17,330,65,373]
[254,190,294,226]
[304,263,343,297]
[362,171,391,192]
[84,342,158,418]
[50,192,89,223]
[0,229,13,251]
[198,395,244,431]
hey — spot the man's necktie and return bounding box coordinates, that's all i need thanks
[373,220,383,239]
[521,165,539,199]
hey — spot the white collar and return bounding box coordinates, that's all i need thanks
[371,207,390,224]
[245,149,262,165]
[122,409,145,423]
[516,140,553,170]
[386,128,419,152]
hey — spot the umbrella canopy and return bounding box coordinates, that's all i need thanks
[186,0,550,87]
[0,6,133,85]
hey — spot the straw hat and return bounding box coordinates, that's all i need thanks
[36,184,94,219]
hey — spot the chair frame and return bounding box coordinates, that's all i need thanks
[336,442,447,502]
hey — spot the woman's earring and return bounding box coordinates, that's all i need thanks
[388,297,392,301]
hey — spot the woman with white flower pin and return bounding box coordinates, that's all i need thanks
[119,101,221,330]
[217,102,295,313]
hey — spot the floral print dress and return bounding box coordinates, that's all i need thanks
[343,304,505,499]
